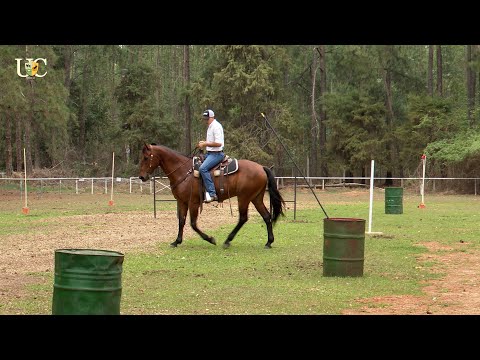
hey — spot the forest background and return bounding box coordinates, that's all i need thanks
[1,45,480,192]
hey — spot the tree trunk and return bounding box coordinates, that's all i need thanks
[79,48,89,160]
[467,45,475,126]
[15,112,22,172]
[24,45,33,174]
[156,46,162,112]
[436,45,443,96]
[310,46,318,177]
[427,45,434,96]
[33,120,41,169]
[384,67,394,126]
[183,45,191,154]
[477,45,480,125]
[5,112,13,175]
[383,46,395,182]
[64,45,73,91]
[171,46,178,127]
[318,45,328,177]
[384,170,393,186]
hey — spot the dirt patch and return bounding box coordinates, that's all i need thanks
[0,203,246,313]
[343,241,480,315]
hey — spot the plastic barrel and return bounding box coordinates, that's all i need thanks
[385,187,403,214]
[323,218,365,277]
[52,249,124,315]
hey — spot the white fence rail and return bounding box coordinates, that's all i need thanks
[1,176,479,195]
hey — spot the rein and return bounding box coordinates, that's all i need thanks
[150,146,200,189]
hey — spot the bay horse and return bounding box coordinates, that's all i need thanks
[138,143,285,249]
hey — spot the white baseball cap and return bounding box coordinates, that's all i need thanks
[202,109,214,118]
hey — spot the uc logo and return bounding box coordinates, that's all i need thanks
[16,58,47,78]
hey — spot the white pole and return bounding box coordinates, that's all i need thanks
[421,156,426,204]
[23,148,28,210]
[368,160,374,233]
[109,152,115,205]
[419,154,426,208]
[366,160,382,235]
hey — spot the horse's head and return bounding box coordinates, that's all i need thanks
[139,143,159,182]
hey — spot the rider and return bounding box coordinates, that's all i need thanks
[197,109,224,203]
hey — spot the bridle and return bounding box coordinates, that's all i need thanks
[147,147,200,189]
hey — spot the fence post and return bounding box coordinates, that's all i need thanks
[105,179,108,194]
[91,179,94,194]
[76,180,78,194]
[475,179,477,196]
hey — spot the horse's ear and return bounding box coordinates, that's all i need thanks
[143,143,151,154]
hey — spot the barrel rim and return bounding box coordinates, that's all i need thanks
[324,217,365,222]
[54,248,124,257]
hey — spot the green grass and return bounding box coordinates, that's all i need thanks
[1,189,478,314]
[120,200,434,314]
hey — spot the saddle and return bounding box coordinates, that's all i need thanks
[193,155,239,177]
[193,154,239,203]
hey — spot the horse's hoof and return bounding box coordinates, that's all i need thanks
[223,242,231,249]
[208,237,216,245]
[264,244,272,249]
[170,242,178,248]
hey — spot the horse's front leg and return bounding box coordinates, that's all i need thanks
[171,201,188,247]
[223,200,249,249]
[189,203,216,245]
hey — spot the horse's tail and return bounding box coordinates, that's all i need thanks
[263,167,285,224]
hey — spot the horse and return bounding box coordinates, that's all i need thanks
[138,143,285,249]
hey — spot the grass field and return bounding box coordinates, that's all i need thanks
[1,187,478,314]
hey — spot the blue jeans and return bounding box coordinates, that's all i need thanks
[199,151,224,196]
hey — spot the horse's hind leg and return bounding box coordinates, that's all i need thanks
[252,194,274,249]
[189,204,216,245]
[223,199,249,249]
[171,201,188,247]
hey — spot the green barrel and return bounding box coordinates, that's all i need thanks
[323,218,365,277]
[385,187,403,214]
[52,249,124,315]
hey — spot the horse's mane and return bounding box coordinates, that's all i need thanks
[152,144,193,159]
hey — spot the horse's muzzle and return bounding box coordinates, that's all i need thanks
[139,175,149,182]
